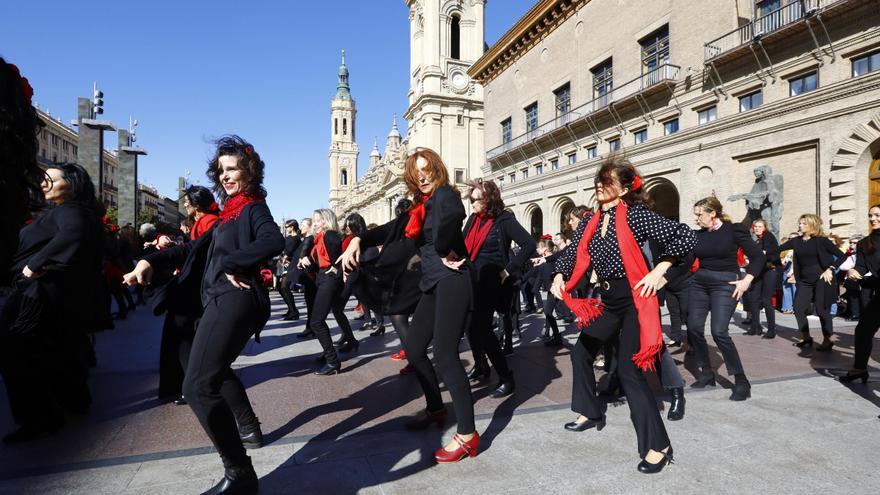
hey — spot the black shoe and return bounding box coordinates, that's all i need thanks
[544,335,563,347]
[369,325,386,337]
[667,340,683,348]
[490,377,515,398]
[637,447,674,474]
[502,343,514,356]
[563,417,605,432]
[745,327,756,336]
[334,335,346,346]
[741,318,752,326]
[315,363,341,375]
[201,466,258,495]
[667,388,685,421]
[523,306,536,314]
[282,313,295,321]
[467,363,490,382]
[839,370,869,384]
[172,395,188,406]
[239,422,263,450]
[297,329,315,339]
[562,317,574,324]
[794,337,814,348]
[762,329,776,339]
[337,339,360,353]
[730,375,751,401]
[691,372,716,389]
[815,341,834,352]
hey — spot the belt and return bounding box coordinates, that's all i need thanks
[595,277,625,291]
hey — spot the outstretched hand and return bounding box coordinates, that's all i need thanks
[123,260,153,287]
[338,237,361,271]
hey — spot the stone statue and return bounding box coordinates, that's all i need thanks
[728,165,783,239]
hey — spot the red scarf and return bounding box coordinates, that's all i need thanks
[404,195,430,239]
[220,193,264,224]
[311,232,332,269]
[561,202,663,372]
[464,213,494,261]
[191,213,219,240]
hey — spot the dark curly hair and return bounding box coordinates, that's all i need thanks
[345,212,367,236]
[466,178,505,218]
[184,185,218,214]
[394,198,413,217]
[206,135,266,201]
[594,154,652,208]
[1,58,45,279]
[48,162,99,210]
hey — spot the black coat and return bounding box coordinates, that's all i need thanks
[462,210,535,278]
[357,213,422,315]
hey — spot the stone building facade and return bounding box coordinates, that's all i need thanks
[469,0,880,238]
[331,0,488,224]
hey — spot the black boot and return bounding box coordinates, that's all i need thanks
[202,459,258,495]
[238,420,263,450]
[730,374,751,401]
[690,370,716,388]
[762,327,776,339]
[667,388,685,421]
[490,374,515,398]
[466,362,490,382]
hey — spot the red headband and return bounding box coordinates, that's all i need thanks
[632,176,643,191]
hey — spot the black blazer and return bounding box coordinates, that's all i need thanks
[769,235,844,283]
[855,231,880,288]
[462,210,536,278]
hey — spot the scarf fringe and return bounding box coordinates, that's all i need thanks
[560,292,604,328]
[632,343,663,372]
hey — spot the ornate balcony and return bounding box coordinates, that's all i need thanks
[486,63,680,162]
[704,0,871,64]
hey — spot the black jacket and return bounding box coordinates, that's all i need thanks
[855,231,880,289]
[462,210,535,278]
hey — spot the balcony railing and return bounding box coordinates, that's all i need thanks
[486,63,681,161]
[704,0,825,62]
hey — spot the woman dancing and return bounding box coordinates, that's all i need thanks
[841,204,880,383]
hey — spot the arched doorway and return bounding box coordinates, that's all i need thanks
[871,158,880,208]
[555,197,575,234]
[526,204,543,240]
[647,178,680,220]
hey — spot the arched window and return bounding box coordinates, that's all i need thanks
[450,15,461,60]
[341,169,348,186]
[343,118,348,136]
[334,118,338,135]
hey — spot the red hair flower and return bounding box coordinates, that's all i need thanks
[244,146,254,155]
[541,234,553,240]
[8,64,34,105]
[632,175,643,191]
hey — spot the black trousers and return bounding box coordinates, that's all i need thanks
[158,312,196,399]
[302,275,317,331]
[570,278,670,458]
[687,269,745,376]
[853,289,880,370]
[543,294,560,336]
[311,272,354,367]
[405,271,475,434]
[278,274,298,318]
[794,279,834,337]
[748,268,777,332]
[466,270,511,380]
[663,286,688,343]
[183,290,259,468]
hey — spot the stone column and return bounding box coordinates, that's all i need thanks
[117,129,146,228]
[178,177,187,216]
[76,97,116,195]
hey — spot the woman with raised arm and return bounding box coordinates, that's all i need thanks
[305,208,358,375]
[340,148,479,464]
[124,136,283,495]
[550,156,695,473]
[462,178,535,398]
[840,205,880,383]
[766,214,845,351]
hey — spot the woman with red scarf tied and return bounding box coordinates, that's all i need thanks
[302,208,357,375]
[550,157,696,474]
[125,136,284,495]
[462,179,535,398]
[341,148,479,464]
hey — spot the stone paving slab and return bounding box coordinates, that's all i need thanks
[0,292,877,494]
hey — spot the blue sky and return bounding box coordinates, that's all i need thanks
[2,0,534,222]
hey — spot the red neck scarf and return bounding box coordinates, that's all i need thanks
[191,213,219,240]
[220,193,264,224]
[404,195,431,239]
[561,202,663,372]
[311,231,332,268]
[464,213,494,261]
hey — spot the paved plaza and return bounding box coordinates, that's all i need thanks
[0,293,878,495]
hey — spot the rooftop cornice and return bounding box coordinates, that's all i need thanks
[468,0,587,85]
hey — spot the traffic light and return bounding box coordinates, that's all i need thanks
[93,83,104,116]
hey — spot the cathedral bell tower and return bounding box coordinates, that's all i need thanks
[404,0,485,183]
[329,50,359,210]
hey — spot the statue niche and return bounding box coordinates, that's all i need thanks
[728,165,783,239]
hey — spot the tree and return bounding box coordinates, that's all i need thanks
[136,209,157,227]
[105,206,118,225]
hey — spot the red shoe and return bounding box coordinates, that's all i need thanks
[399,363,415,374]
[353,303,364,313]
[434,432,480,463]
[390,349,406,361]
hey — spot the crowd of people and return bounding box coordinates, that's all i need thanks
[2,57,879,494]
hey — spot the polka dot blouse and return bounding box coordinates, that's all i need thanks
[555,202,696,281]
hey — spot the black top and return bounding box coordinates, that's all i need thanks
[693,223,766,278]
[463,210,535,277]
[315,230,343,275]
[770,235,844,283]
[149,202,284,307]
[556,202,695,281]
[283,234,302,259]
[13,202,101,275]
[855,230,880,286]
[756,231,780,267]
